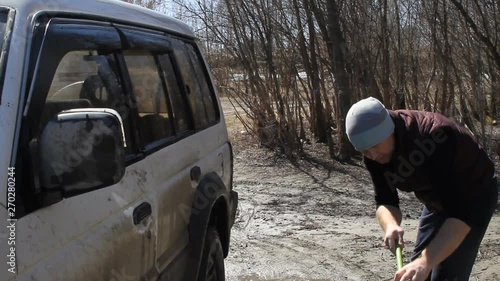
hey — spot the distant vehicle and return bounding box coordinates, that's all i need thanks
[297,71,308,80]
[0,0,237,280]
[230,73,248,81]
[229,72,308,82]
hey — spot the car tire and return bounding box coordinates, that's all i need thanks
[198,226,225,281]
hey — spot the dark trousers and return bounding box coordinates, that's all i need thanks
[411,178,498,281]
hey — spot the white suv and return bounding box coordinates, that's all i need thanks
[0,1,237,280]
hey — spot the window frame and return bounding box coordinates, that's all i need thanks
[24,18,124,140]
[16,18,135,216]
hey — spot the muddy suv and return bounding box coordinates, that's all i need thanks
[0,1,237,280]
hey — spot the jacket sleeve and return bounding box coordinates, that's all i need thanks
[365,157,400,209]
[424,127,476,227]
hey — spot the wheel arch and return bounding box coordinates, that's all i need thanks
[186,172,231,281]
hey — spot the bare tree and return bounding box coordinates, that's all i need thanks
[165,0,500,161]
[326,0,353,160]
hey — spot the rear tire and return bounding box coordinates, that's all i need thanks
[198,226,225,281]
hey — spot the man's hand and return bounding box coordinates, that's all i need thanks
[376,205,404,254]
[393,218,470,281]
[384,225,405,254]
[394,257,431,281]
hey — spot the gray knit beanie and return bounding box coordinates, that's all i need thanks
[345,97,395,151]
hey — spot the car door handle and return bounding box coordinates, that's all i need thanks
[191,166,201,182]
[133,202,152,225]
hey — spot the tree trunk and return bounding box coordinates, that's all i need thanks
[327,0,353,160]
[381,0,391,107]
[393,0,406,109]
[305,0,327,143]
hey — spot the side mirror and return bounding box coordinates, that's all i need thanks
[38,108,126,205]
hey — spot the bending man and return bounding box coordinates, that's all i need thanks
[345,97,498,281]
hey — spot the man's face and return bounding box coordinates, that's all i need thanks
[361,134,395,164]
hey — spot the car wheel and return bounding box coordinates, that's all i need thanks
[198,226,225,281]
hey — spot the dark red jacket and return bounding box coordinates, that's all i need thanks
[365,110,496,227]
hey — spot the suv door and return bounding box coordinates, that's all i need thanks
[115,26,197,280]
[15,18,157,281]
[114,26,233,280]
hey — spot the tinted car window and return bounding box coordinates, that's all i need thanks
[158,54,191,134]
[124,49,174,146]
[172,39,217,129]
[184,43,217,122]
[43,50,132,154]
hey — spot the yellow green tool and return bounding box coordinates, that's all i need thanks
[396,244,403,270]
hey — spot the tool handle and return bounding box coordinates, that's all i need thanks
[396,244,403,270]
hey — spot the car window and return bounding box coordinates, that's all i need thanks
[0,9,12,100]
[172,39,217,129]
[184,43,217,122]
[43,50,133,154]
[158,54,191,134]
[47,51,107,101]
[124,49,174,147]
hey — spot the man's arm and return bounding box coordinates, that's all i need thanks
[419,217,470,267]
[394,218,470,281]
[376,204,404,253]
[365,156,404,253]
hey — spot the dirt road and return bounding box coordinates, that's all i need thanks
[222,102,500,280]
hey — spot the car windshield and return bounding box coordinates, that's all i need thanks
[0,8,12,101]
